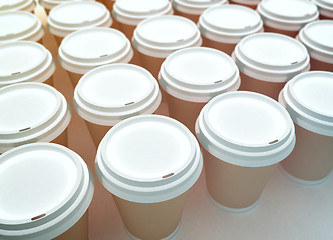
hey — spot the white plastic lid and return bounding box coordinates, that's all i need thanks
[232,33,310,83]
[298,20,333,64]
[196,91,295,167]
[113,0,173,26]
[0,143,94,240]
[0,83,71,153]
[132,15,202,58]
[279,71,333,137]
[258,0,319,31]
[95,115,203,203]
[0,41,55,88]
[47,1,112,38]
[159,47,240,102]
[312,0,333,17]
[199,4,263,44]
[0,0,35,12]
[0,11,44,44]
[73,64,162,126]
[172,0,227,15]
[59,28,133,74]
[40,0,95,10]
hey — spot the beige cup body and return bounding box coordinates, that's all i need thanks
[229,1,258,9]
[53,211,88,240]
[113,191,188,240]
[203,148,277,209]
[138,51,165,80]
[173,8,200,23]
[43,76,54,87]
[117,22,136,41]
[263,25,299,38]
[51,127,68,147]
[280,123,333,182]
[85,120,111,148]
[68,72,83,88]
[55,36,64,46]
[310,56,333,71]
[239,72,286,100]
[319,15,333,20]
[202,35,237,56]
[166,92,206,135]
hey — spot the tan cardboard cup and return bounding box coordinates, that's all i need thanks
[0,82,71,154]
[229,0,260,9]
[95,115,203,240]
[297,20,333,71]
[113,0,173,40]
[0,41,56,88]
[198,4,263,55]
[171,0,228,23]
[58,27,133,87]
[232,33,310,100]
[0,11,44,44]
[159,47,240,134]
[0,143,94,240]
[196,91,295,212]
[40,0,95,15]
[279,71,333,185]
[47,1,112,45]
[311,0,333,20]
[73,63,162,148]
[257,0,319,37]
[0,0,35,12]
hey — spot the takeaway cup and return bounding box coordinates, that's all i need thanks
[95,115,203,240]
[0,11,44,44]
[198,4,263,55]
[0,0,35,12]
[297,20,333,71]
[40,0,95,14]
[0,82,71,154]
[73,63,162,148]
[171,0,227,23]
[159,47,240,134]
[0,143,94,240]
[47,1,112,45]
[257,0,319,37]
[311,0,333,20]
[232,33,310,100]
[0,41,55,87]
[279,71,333,185]
[58,27,133,87]
[113,0,173,40]
[229,0,260,9]
[196,91,295,212]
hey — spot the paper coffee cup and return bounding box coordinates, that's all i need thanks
[73,63,162,148]
[40,0,95,14]
[95,115,203,240]
[0,11,44,44]
[229,0,260,9]
[279,71,333,185]
[47,1,112,45]
[0,143,94,240]
[258,0,319,37]
[297,20,333,71]
[132,15,202,79]
[0,82,71,154]
[311,0,333,19]
[58,27,133,87]
[0,0,35,12]
[232,32,310,100]
[0,41,56,88]
[159,47,240,134]
[198,4,263,55]
[171,0,227,23]
[196,91,295,212]
[113,0,173,40]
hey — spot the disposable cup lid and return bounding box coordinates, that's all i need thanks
[159,47,240,102]
[279,71,333,137]
[74,64,161,126]
[40,0,95,10]
[0,41,55,87]
[172,0,227,15]
[113,0,173,26]
[95,115,203,203]
[132,15,202,58]
[0,82,71,153]
[59,27,133,74]
[312,0,333,17]
[196,91,295,167]
[258,0,319,30]
[48,1,112,37]
[298,20,333,64]
[0,143,94,240]
[199,4,263,43]
[0,0,35,12]
[233,33,310,82]
[0,11,44,43]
